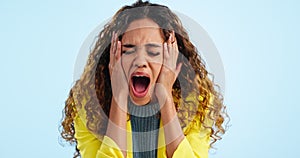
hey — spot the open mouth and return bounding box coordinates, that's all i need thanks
[131,75,150,98]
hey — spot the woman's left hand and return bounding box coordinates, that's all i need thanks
[155,31,182,102]
[155,31,184,158]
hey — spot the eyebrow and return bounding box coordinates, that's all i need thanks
[122,44,135,48]
[145,43,162,48]
[122,43,162,48]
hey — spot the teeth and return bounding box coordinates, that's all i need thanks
[134,75,146,77]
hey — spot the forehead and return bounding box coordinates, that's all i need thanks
[121,18,164,45]
[125,18,160,32]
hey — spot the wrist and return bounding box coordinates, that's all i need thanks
[155,83,172,104]
[110,95,128,114]
[112,92,128,105]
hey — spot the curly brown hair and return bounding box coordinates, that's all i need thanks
[60,0,228,157]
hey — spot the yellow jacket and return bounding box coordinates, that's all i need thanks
[74,109,211,158]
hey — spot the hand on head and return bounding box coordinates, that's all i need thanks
[109,31,129,105]
[155,31,182,103]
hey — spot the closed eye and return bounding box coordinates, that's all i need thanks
[148,51,160,56]
[122,50,134,55]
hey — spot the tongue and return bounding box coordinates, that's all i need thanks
[134,79,148,93]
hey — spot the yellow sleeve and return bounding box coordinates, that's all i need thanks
[74,114,126,158]
[172,118,211,158]
[96,136,124,158]
[73,114,101,158]
[173,93,212,158]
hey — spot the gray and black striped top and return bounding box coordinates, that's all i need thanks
[128,100,161,158]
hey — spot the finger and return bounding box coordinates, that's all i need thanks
[168,31,173,44]
[110,31,114,51]
[170,30,176,43]
[172,31,178,54]
[167,32,173,54]
[167,45,173,65]
[166,32,173,62]
[168,33,172,46]
[113,32,117,55]
[115,41,122,60]
[109,31,115,72]
[110,31,114,55]
[167,32,178,69]
[114,32,118,49]
[175,62,183,77]
[163,42,170,59]
[173,42,179,68]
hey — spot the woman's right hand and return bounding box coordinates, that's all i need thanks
[106,32,128,156]
[109,31,129,105]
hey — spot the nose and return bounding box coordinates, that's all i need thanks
[133,49,148,68]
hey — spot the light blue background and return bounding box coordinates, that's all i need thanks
[0,0,299,157]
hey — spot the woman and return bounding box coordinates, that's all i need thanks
[61,1,227,158]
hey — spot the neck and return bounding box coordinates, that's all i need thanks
[128,98,160,117]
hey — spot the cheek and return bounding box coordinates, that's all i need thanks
[149,56,163,79]
[121,56,132,77]
[149,55,163,65]
[150,62,162,81]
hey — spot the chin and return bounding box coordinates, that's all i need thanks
[129,95,150,106]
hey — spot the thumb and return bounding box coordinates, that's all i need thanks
[175,62,183,78]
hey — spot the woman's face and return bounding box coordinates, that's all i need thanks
[121,18,164,105]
